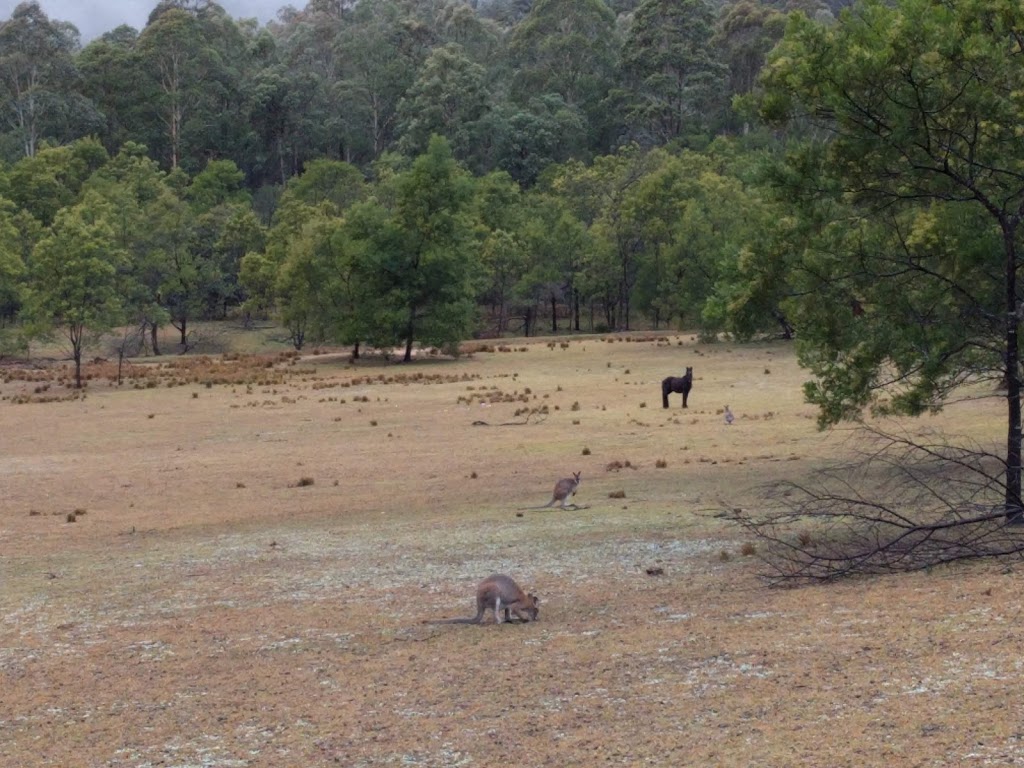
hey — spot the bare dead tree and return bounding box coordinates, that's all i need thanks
[723,426,1024,585]
[110,323,146,385]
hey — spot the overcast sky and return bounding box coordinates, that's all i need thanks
[2,1,287,42]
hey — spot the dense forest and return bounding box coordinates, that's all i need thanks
[4,0,857,370]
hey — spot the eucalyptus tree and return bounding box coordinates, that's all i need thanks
[508,0,619,155]
[6,138,107,226]
[240,158,364,339]
[626,149,774,336]
[137,8,206,169]
[83,143,172,354]
[185,160,257,319]
[334,0,431,163]
[0,2,84,159]
[546,146,659,330]
[248,28,322,185]
[137,4,255,173]
[342,136,480,360]
[269,213,371,350]
[264,4,345,172]
[182,6,259,175]
[396,43,490,163]
[433,1,503,65]
[620,0,728,145]
[78,27,148,154]
[143,185,203,348]
[472,171,530,333]
[517,191,591,334]
[712,1,786,132]
[0,198,26,356]
[24,191,127,386]
[475,94,585,186]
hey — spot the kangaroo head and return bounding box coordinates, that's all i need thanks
[685,366,693,376]
[573,471,581,484]
[523,593,540,621]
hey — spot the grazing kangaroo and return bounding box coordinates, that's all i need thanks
[424,574,540,625]
[662,367,693,408]
[521,472,582,510]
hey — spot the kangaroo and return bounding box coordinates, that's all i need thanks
[521,472,582,510]
[425,574,540,625]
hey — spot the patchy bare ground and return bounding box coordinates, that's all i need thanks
[1,332,1021,767]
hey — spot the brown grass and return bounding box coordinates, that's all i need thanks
[0,329,1017,767]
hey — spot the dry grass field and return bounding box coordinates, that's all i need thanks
[1,330,1022,767]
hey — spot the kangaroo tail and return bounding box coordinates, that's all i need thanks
[422,617,480,625]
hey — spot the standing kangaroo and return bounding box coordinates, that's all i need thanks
[424,574,540,625]
[521,471,581,510]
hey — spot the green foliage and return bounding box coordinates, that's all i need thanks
[759,0,1024,514]
[0,1,92,160]
[344,136,480,359]
[509,0,618,152]
[396,43,490,162]
[24,191,127,384]
[621,0,728,144]
[0,0,887,370]
[761,0,1024,419]
[187,159,250,212]
[0,197,27,355]
[8,139,108,226]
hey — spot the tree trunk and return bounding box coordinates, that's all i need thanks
[71,323,83,389]
[1003,224,1023,522]
[573,288,581,332]
[150,322,161,356]
[352,341,360,360]
[551,296,557,333]
[404,308,415,362]
[278,137,287,185]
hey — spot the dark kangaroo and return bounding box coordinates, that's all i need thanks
[424,574,540,625]
[661,367,693,408]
